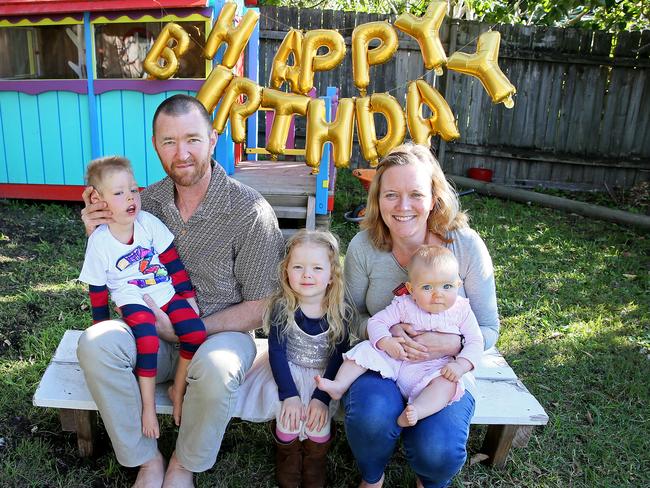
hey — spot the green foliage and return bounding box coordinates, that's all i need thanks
[259,0,650,32]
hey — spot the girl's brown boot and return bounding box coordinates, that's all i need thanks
[301,423,335,488]
[272,422,302,488]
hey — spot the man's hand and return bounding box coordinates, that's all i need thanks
[143,294,178,343]
[377,336,407,360]
[305,398,328,432]
[81,186,114,236]
[280,396,304,432]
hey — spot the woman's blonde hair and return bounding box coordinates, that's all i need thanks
[264,229,354,351]
[361,142,468,251]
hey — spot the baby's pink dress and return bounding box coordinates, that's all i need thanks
[344,295,483,404]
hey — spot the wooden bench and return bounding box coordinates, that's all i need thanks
[33,330,548,468]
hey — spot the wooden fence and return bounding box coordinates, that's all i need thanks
[255,6,650,190]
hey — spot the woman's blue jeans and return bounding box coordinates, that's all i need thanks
[343,371,475,488]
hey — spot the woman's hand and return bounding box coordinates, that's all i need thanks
[392,324,462,361]
[143,294,179,343]
[305,398,328,432]
[280,396,304,432]
[81,186,114,236]
[389,323,428,360]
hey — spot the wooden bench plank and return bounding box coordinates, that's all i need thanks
[34,332,548,426]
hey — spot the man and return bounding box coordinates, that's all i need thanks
[78,94,284,487]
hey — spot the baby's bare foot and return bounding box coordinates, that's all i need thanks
[397,405,418,427]
[132,450,165,488]
[314,375,346,401]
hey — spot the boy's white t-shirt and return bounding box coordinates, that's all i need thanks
[79,210,176,308]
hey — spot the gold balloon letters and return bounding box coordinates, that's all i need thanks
[355,94,406,167]
[407,80,459,146]
[147,1,516,169]
[214,77,263,143]
[395,1,447,75]
[203,2,260,68]
[352,22,399,97]
[306,98,355,169]
[447,31,516,108]
[143,23,190,79]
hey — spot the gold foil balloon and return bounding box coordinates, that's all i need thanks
[195,65,235,114]
[352,22,399,97]
[269,29,302,93]
[447,30,516,108]
[213,77,262,143]
[261,88,311,155]
[305,98,355,169]
[298,30,346,95]
[355,94,406,167]
[143,23,190,79]
[406,80,459,145]
[203,2,259,68]
[394,1,447,75]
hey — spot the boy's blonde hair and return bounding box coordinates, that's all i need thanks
[85,156,134,192]
[264,229,354,351]
[408,245,460,282]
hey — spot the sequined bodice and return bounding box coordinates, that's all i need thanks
[285,322,329,369]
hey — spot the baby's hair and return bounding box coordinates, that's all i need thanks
[85,156,134,192]
[265,229,354,351]
[408,245,460,281]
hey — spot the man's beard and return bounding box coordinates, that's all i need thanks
[169,154,210,187]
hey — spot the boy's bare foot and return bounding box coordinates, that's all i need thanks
[132,450,165,488]
[397,405,418,427]
[359,473,385,487]
[314,375,346,401]
[162,451,194,488]
[416,477,424,488]
[168,384,184,426]
[142,408,160,439]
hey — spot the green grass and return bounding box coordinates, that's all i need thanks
[1,176,648,487]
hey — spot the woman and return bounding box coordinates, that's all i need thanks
[343,143,500,488]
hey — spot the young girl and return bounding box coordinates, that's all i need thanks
[317,245,483,427]
[235,229,353,488]
[78,156,206,439]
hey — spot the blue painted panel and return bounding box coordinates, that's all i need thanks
[143,92,170,186]
[58,91,86,185]
[121,91,148,186]
[0,95,7,182]
[18,93,44,184]
[78,95,92,172]
[97,91,125,157]
[38,93,65,184]
[2,92,27,183]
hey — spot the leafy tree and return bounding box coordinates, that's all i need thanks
[258,0,650,32]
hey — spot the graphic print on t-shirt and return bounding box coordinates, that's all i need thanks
[115,245,170,288]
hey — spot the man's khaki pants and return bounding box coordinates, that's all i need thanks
[77,319,256,472]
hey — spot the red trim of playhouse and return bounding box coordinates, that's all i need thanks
[0,184,85,201]
[0,1,207,16]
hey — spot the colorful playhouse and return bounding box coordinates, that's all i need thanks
[0,0,334,230]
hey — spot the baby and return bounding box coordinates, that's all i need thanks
[317,245,483,426]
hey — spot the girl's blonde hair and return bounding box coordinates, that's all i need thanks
[408,245,460,283]
[264,229,354,351]
[361,142,468,251]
